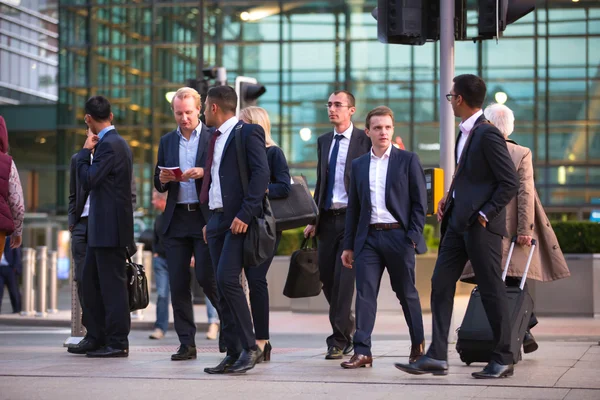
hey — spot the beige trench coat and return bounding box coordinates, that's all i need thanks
[461,141,570,283]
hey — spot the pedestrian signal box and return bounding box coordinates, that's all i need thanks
[424,168,444,216]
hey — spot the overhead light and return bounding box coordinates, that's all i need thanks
[240,2,304,22]
[568,153,576,161]
[130,140,140,147]
[129,104,140,111]
[299,128,312,142]
[557,166,566,185]
[165,91,176,103]
[572,0,579,3]
[494,91,508,105]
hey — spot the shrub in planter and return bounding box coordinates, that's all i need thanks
[552,221,600,254]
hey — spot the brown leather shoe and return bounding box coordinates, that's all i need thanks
[409,340,425,363]
[340,354,373,369]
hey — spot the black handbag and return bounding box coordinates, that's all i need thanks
[235,125,277,268]
[270,175,318,231]
[283,237,322,298]
[126,247,149,312]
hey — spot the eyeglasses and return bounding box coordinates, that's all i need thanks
[326,102,352,109]
[445,94,459,102]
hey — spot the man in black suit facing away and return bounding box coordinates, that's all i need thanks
[340,106,427,369]
[304,91,371,360]
[395,74,519,378]
[67,95,135,358]
[154,87,222,360]
[201,86,270,374]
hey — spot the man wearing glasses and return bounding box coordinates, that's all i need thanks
[304,91,371,360]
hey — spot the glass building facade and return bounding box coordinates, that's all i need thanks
[52,0,600,219]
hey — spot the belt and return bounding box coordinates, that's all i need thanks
[211,208,224,213]
[370,223,402,231]
[176,203,200,212]
[323,207,347,216]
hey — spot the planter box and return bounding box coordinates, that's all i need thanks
[266,254,473,314]
[529,254,600,317]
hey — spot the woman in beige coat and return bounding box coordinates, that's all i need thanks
[460,103,570,354]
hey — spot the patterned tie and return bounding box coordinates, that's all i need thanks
[199,130,221,204]
[324,134,344,211]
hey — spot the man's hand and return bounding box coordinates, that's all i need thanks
[437,197,446,222]
[181,167,204,181]
[10,235,21,249]
[341,250,354,269]
[477,215,487,228]
[304,224,316,238]
[159,169,177,184]
[203,225,207,244]
[69,224,74,232]
[517,235,533,246]
[230,217,248,235]
[83,132,99,150]
[190,256,195,268]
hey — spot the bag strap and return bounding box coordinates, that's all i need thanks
[300,236,318,250]
[235,125,249,197]
[125,246,134,264]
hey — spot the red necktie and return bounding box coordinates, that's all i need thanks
[199,130,221,204]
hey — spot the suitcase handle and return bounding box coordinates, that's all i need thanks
[501,236,537,290]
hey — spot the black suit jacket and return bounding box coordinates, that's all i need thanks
[68,154,89,228]
[314,126,371,228]
[76,129,135,249]
[444,115,518,236]
[344,146,428,256]
[69,152,137,229]
[207,122,270,232]
[153,124,213,234]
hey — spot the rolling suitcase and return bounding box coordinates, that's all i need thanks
[455,237,537,365]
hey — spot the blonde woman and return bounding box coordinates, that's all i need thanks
[239,106,291,362]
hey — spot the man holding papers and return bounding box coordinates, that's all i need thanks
[154,87,223,361]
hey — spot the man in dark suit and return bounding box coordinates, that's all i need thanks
[340,106,427,369]
[201,86,270,374]
[395,74,519,379]
[0,236,22,313]
[304,90,371,359]
[67,95,135,358]
[154,87,222,360]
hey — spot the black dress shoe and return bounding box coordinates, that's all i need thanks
[228,347,263,373]
[394,355,449,376]
[325,346,343,360]
[343,342,354,356]
[171,344,197,361]
[86,346,128,358]
[67,338,100,355]
[472,361,514,379]
[523,330,539,354]
[204,354,239,374]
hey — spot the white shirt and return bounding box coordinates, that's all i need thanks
[456,109,483,164]
[209,116,239,210]
[327,123,353,209]
[81,154,93,218]
[369,145,397,224]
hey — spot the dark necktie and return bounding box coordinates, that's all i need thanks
[199,130,222,204]
[324,134,344,211]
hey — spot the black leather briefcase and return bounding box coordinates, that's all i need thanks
[126,247,149,312]
[283,237,322,298]
[270,175,318,231]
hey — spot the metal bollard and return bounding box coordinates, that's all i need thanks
[35,246,48,317]
[143,250,153,293]
[131,243,145,320]
[47,251,58,313]
[20,248,36,316]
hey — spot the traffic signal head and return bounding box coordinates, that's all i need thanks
[234,76,266,116]
[376,0,429,45]
[478,0,535,39]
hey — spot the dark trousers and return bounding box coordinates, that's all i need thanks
[164,206,221,347]
[504,277,538,329]
[318,211,355,349]
[427,211,513,365]
[206,212,254,354]
[354,228,424,356]
[0,264,20,313]
[70,217,88,328]
[82,246,130,349]
[246,232,282,340]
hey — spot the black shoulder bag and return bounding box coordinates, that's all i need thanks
[126,246,149,312]
[235,126,277,268]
